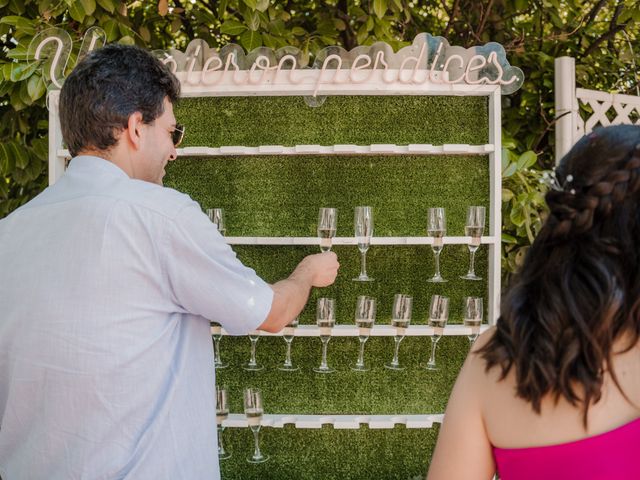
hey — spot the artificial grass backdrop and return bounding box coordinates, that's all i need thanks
[166,94,491,479]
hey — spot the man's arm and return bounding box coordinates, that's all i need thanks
[258,252,339,333]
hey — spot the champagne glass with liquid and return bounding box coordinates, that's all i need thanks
[216,385,231,460]
[427,208,447,283]
[318,208,337,252]
[424,295,450,371]
[352,296,376,371]
[313,298,336,373]
[244,388,269,464]
[353,206,374,281]
[384,294,413,370]
[461,206,485,281]
[463,296,483,346]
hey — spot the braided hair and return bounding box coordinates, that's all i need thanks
[479,125,640,426]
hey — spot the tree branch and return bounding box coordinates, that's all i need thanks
[580,20,629,58]
[443,0,460,38]
[584,0,608,27]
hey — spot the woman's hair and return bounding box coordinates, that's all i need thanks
[480,124,640,425]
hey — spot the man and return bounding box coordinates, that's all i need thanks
[0,44,339,479]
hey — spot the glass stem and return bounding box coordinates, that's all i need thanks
[428,336,440,366]
[356,336,368,367]
[433,248,442,277]
[249,338,258,366]
[284,337,293,367]
[320,336,330,369]
[251,426,262,459]
[213,336,222,364]
[217,425,227,456]
[392,335,404,365]
[467,247,477,276]
[360,251,367,277]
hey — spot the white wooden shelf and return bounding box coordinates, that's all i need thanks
[56,144,494,159]
[220,413,444,429]
[223,236,496,245]
[211,324,490,337]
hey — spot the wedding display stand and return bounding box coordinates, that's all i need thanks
[46,33,523,479]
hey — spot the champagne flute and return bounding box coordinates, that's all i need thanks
[424,295,450,371]
[461,206,485,280]
[278,317,299,371]
[318,207,337,252]
[463,296,483,346]
[313,297,336,373]
[244,388,269,464]
[427,207,447,283]
[384,294,413,370]
[353,206,374,282]
[216,385,231,460]
[210,322,228,369]
[207,208,226,235]
[243,330,263,371]
[352,296,376,371]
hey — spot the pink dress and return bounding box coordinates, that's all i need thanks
[493,417,640,479]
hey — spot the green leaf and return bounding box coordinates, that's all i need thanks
[9,61,39,82]
[516,150,537,170]
[221,20,247,35]
[96,0,115,12]
[246,10,260,30]
[373,0,387,18]
[10,142,30,169]
[267,19,285,36]
[218,0,228,15]
[242,0,257,10]
[102,19,119,41]
[240,29,262,51]
[255,0,269,12]
[0,0,9,7]
[501,233,518,244]
[0,142,14,175]
[80,0,96,16]
[291,26,306,36]
[0,178,8,199]
[502,188,514,202]
[119,35,135,45]
[27,73,46,101]
[68,1,86,22]
[6,45,29,61]
[502,161,517,178]
[509,205,526,227]
[0,15,36,34]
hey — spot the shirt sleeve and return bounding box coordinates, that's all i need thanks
[164,203,274,335]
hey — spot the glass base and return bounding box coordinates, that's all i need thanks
[352,275,374,282]
[384,362,404,371]
[247,454,269,464]
[460,273,482,281]
[242,364,264,371]
[351,364,369,372]
[214,361,229,369]
[277,364,299,372]
[422,363,438,371]
[426,276,448,283]
[313,366,335,374]
[218,451,232,460]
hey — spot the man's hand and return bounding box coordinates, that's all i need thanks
[258,252,340,333]
[292,252,339,288]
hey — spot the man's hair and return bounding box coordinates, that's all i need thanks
[479,124,640,427]
[59,43,180,157]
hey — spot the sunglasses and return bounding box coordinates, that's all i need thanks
[172,124,185,147]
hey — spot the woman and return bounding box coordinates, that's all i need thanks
[427,125,640,480]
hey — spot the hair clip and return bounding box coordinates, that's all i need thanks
[541,171,575,194]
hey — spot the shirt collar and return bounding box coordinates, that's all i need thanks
[66,155,130,180]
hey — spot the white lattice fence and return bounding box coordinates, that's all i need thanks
[555,56,640,164]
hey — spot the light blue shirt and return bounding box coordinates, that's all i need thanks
[0,156,273,479]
